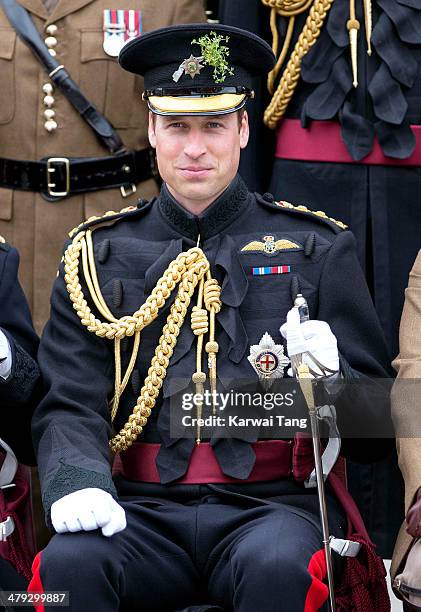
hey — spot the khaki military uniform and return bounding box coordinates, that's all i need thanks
[0,0,205,331]
[391,250,421,581]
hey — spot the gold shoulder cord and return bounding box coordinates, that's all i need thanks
[276,200,348,229]
[262,0,373,128]
[64,228,221,452]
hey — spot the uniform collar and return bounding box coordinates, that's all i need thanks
[157,174,250,240]
[18,0,96,22]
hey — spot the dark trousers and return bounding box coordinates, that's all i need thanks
[36,487,345,611]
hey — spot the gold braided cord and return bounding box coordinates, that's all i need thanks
[276,200,348,229]
[204,276,221,415]
[64,230,221,452]
[263,0,314,93]
[79,231,139,420]
[86,230,142,411]
[110,257,213,452]
[263,0,335,129]
[261,0,313,15]
[363,0,372,55]
[191,279,207,443]
[268,14,296,94]
[347,0,360,87]
[84,231,117,321]
[68,205,138,239]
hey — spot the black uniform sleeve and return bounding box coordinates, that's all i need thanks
[316,230,394,462]
[0,247,40,464]
[32,258,117,524]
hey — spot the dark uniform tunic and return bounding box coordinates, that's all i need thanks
[32,176,392,611]
[0,241,40,593]
[268,0,421,358]
[0,242,39,465]
[264,0,417,556]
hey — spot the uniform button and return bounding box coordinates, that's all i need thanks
[43,95,55,107]
[48,48,57,57]
[44,109,55,119]
[42,83,54,95]
[45,36,57,47]
[45,24,58,35]
[44,119,58,132]
[262,192,274,202]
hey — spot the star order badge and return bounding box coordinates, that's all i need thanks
[173,55,204,83]
[248,332,290,389]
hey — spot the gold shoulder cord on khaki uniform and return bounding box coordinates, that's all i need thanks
[64,214,222,453]
[261,0,373,128]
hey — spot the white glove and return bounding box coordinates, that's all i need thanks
[51,488,126,537]
[0,330,12,380]
[280,307,340,377]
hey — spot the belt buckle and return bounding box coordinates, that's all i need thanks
[120,183,137,198]
[46,157,70,197]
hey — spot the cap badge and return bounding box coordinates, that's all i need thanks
[172,31,234,84]
[173,54,205,83]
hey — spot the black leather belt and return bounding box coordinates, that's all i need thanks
[0,148,158,201]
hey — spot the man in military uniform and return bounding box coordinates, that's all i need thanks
[31,24,392,611]
[237,0,413,560]
[0,237,39,464]
[0,0,205,333]
[0,237,40,591]
[389,250,421,608]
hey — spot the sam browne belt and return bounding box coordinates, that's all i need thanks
[0,149,157,201]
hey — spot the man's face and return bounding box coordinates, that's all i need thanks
[148,111,249,210]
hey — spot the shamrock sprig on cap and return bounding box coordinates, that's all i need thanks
[192,31,234,84]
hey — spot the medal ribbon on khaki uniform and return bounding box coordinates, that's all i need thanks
[103,9,142,57]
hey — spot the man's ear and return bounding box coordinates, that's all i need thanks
[240,110,250,149]
[148,112,157,148]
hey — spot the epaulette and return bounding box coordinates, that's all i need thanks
[256,193,347,232]
[68,199,154,238]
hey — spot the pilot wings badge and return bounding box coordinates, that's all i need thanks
[248,333,290,390]
[241,235,301,256]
